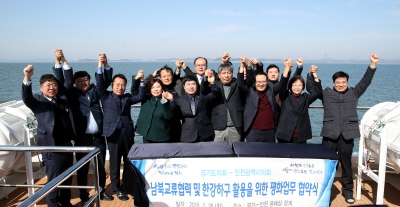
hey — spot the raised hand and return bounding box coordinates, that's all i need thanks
[250,58,260,66]
[221,52,231,63]
[136,70,144,81]
[23,65,34,82]
[370,54,379,68]
[240,56,250,67]
[206,69,215,84]
[153,68,160,77]
[296,58,303,67]
[98,53,107,67]
[175,59,186,69]
[284,59,294,68]
[55,49,63,61]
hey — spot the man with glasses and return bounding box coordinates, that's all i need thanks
[96,61,146,201]
[52,50,114,204]
[239,59,293,142]
[22,64,76,207]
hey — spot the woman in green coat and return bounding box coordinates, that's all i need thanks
[134,78,174,143]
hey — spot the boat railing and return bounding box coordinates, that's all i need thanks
[0,146,100,207]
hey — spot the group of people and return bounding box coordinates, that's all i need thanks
[22,49,380,206]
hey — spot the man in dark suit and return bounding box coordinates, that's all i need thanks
[22,65,75,207]
[210,57,247,148]
[52,50,114,204]
[239,59,292,142]
[96,66,146,201]
[165,69,219,142]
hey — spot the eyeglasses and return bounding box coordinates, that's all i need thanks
[76,78,89,83]
[42,83,58,89]
[256,81,267,84]
[195,64,206,67]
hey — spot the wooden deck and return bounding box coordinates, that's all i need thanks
[1,174,400,207]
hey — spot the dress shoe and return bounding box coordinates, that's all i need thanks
[344,195,355,204]
[100,191,114,201]
[116,192,129,201]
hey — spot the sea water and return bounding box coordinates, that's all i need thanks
[1,61,399,151]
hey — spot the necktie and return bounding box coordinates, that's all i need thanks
[190,97,195,115]
[51,98,57,104]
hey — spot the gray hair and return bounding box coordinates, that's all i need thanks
[218,63,234,73]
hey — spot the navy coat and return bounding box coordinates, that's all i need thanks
[53,67,112,136]
[96,73,146,138]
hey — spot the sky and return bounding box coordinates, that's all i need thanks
[1,0,400,61]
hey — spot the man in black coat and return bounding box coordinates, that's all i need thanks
[22,65,75,207]
[240,59,292,142]
[210,56,247,147]
[307,54,380,204]
[52,50,114,203]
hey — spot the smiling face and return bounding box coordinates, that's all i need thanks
[194,58,207,76]
[255,74,268,92]
[150,82,163,98]
[40,80,58,98]
[334,77,348,92]
[291,79,304,96]
[112,77,126,96]
[159,69,172,86]
[74,76,90,94]
[184,80,197,96]
[218,69,233,85]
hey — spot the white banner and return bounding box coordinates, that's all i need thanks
[131,157,337,207]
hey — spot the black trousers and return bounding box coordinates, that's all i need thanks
[107,128,134,193]
[75,134,107,200]
[42,151,73,207]
[322,135,354,196]
[246,128,276,143]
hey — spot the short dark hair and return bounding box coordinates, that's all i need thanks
[112,74,127,85]
[147,78,166,95]
[158,65,173,77]
[218,63,234,73]
[332,71,349,82]
[254,71,268,79]
[40,74,58,85]
[288,75,305,93]
[182,75,198,86]
[266,64,280,73]
[194,57,208,66]
[73,71,90,82]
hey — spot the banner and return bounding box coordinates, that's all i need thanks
[131,157,337,207]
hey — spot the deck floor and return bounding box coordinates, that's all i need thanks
[1,174,399,207]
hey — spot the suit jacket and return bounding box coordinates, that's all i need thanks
[53,67,112,136]
[238,73,287,134]
[210,79,246,136]
[275,75,322,142]
[22,83,76,146]
[96,72,146,138]
[171,84,220,142]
